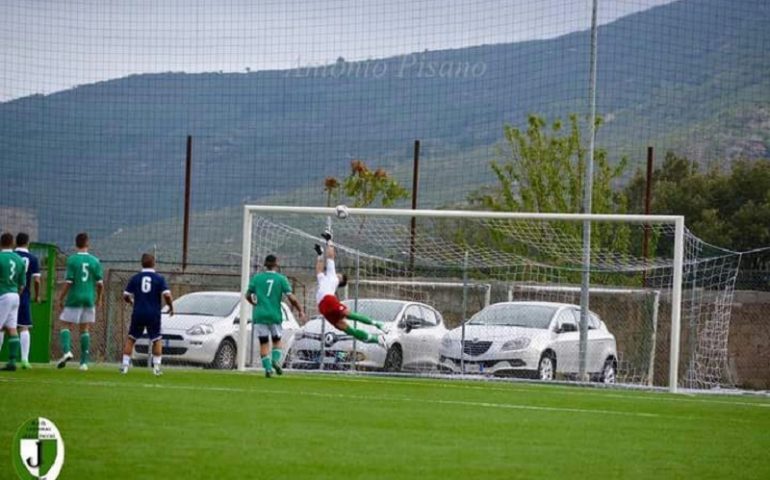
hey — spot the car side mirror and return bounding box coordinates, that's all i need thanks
[404,315,421,333]
[557,323,577,333]
[233,317,240,325]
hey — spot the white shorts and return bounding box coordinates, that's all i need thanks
[0,293,20,330]
[254,323,283,340]
[60,307,96,324]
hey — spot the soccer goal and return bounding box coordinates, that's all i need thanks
[238,205,741,393]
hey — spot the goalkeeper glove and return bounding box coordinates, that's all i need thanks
[314,244,323,256]
[321,230,332,242]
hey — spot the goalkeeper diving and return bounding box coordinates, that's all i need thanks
[315,232,387,346]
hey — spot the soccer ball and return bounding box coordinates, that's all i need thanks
[335,205,350,219]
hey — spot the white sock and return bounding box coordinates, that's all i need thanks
[20,330,30,362]
[153,356,162,367]
[122,354,131,367]
[0,331,4,352]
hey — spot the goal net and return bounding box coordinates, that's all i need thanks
[239,206,741,391]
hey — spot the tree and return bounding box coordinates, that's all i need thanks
[324,159,408,208]
[468,114,630,258]
[625,153,770,267]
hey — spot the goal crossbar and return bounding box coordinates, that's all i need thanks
[243,205,682,224]
[238,205,685,393]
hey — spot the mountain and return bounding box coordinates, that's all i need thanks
[0,0,768,260]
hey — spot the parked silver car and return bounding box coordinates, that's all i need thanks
[133,291,300,369]
[288,299,447,371]
[439,301,617,382]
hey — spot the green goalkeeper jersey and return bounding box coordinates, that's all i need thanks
[246,271,291,324]
[0,250,26,296]
[65,252,103,307]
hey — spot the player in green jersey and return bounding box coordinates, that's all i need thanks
[245,254,306,377]
[0,232,26,371]
[56,232,104,371]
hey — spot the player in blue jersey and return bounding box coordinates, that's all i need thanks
[120,253,174,375]
[14,233,41,369]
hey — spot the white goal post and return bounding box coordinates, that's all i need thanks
[238,205,685,393]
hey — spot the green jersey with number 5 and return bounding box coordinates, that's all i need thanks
[246,271,291,324]
[0,250,26,296]
[65,252,103,307]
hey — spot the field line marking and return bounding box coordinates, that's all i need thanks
[283,373,770,409]
[1,376,664,419]
[4,372,768,410]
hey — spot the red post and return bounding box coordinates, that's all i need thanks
[182,135,192,271]
[410,140,420,272]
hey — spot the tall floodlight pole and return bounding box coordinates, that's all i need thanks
[579,0,600,381]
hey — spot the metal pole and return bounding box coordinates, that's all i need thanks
[410,140,420,273]
[647,290,660,386]
[686,250,699,388]
[182,135,192,272]
[104,269,113,362]
[249,315,255,367]
[460,251,469,376]
[579,0,600,382]
[237,207,253,371]
[352,250,360,371]
[642,146,654,287]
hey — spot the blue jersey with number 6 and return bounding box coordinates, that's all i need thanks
[124,269,170,321]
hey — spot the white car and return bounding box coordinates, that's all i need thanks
[288,299,448,371]
[439,301,618,383]
[133,291,300,369]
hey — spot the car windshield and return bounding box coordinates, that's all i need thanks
[468,304,556,329]
[173,294,239,317]
[342,300,404,323]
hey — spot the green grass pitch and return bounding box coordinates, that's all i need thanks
[2,365,769,479]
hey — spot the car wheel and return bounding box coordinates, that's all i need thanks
[600,358,617,384]
[384,345,403,372]
[211,339,237,370]
[537,353,555,381]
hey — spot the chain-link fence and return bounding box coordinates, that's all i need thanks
[38,262,769,389]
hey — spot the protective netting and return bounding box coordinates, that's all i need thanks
[1,0,768,261]
[249,209,740,389]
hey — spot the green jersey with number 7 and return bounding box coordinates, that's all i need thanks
[246,271,291,325]
[64,252,103,307]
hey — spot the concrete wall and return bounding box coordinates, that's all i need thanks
[728,291,770,389]
[0,207,38,239]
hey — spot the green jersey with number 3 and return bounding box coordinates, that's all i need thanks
[65,252,103,307]
[0,250,26,296]
[246,271,291,324]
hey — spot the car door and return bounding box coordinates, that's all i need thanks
[586,312,608,373]
[568,309,606,374]
[406,306,443,370]
[281,303,300,352]
[550,308,580,374]
[397,304,425,367]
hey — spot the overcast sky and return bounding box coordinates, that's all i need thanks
[0,0,675,101]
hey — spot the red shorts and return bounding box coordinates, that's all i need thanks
[318,295,349,324]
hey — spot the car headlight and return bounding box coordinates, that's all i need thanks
[500,337,531,351]
[186,324,214,336]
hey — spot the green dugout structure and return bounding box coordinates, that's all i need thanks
[0,242,58,363]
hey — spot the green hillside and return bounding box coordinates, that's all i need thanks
[0,0,768,258]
